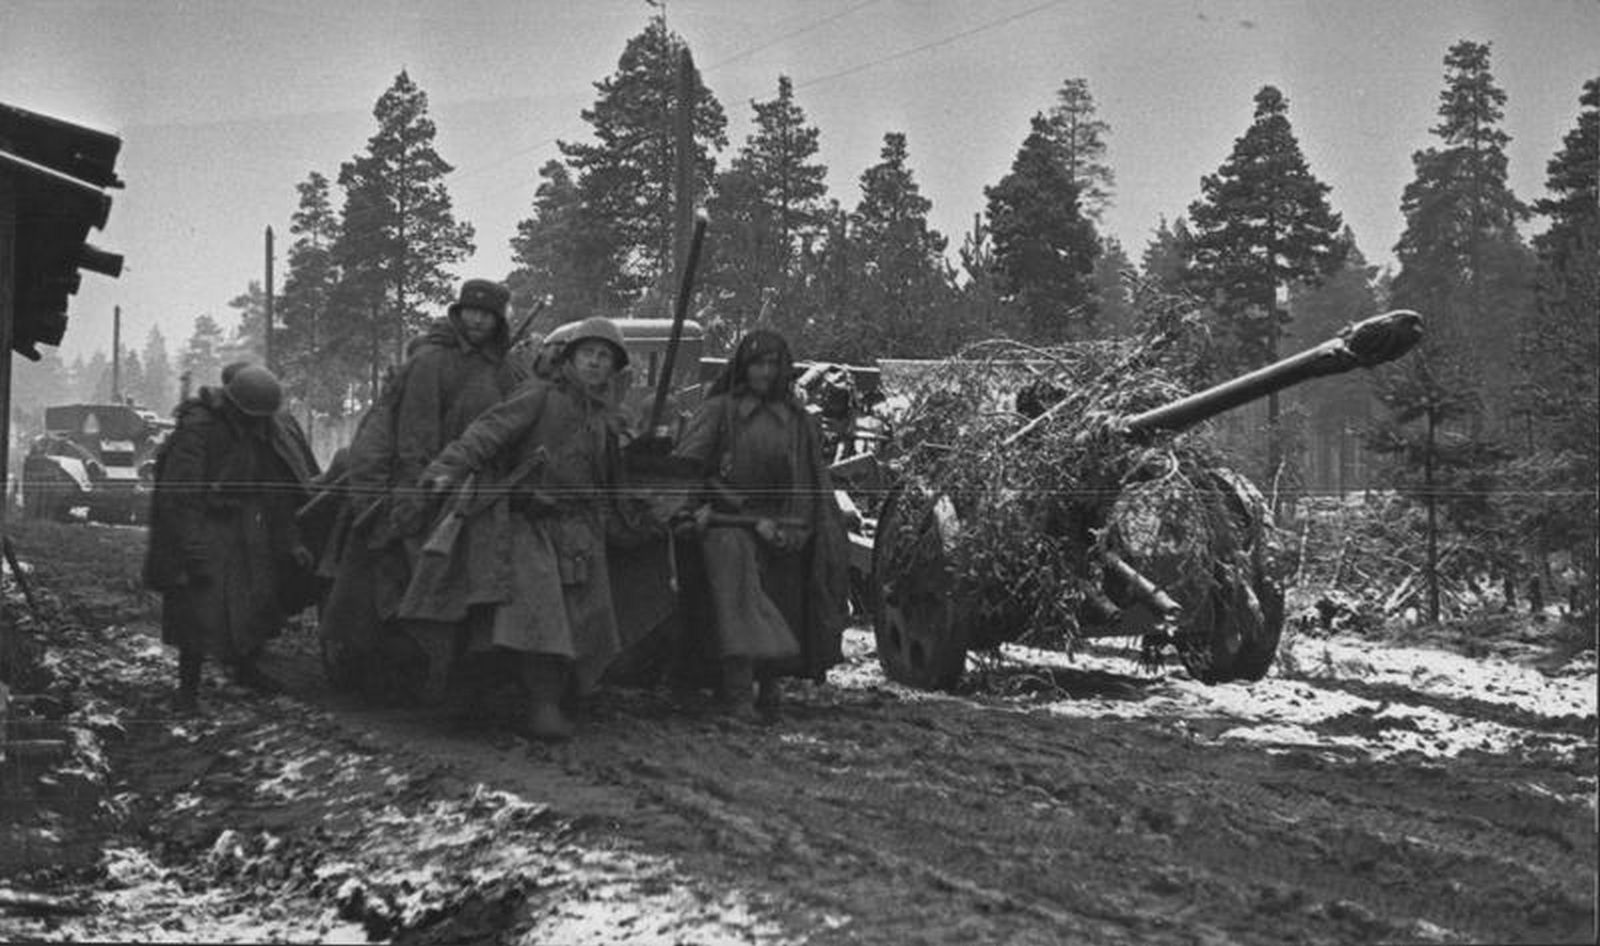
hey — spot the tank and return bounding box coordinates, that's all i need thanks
[869,310,1423,690]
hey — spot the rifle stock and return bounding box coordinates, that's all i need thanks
[420,472,478,558]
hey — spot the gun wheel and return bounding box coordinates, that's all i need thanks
[871,487,970,691]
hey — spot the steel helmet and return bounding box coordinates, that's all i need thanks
[223,364,283,417]
[558,316,629,369]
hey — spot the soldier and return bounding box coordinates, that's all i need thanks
[144,364,320,711]
[315,278,526,699]
[409,317,629,741]
[672,329,851,719]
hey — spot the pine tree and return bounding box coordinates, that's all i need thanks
[1527,76,1598,455]
[334,70,475,376]
[1091,236,1138,338]
[83,350,112,402]
[845,132,959,357]
[705,75,828,349]
[1514,75,1599,614]
[278,171,345,415]
[227,281,267,362]
[180,314,226,392]
[1389,41,1535,435]
[1376,41,1539,620]
[508,159,621,330]
[559,15,727,306]
[1045,78,1115,223]
[140,326,176,412]
[1188,85,1347,371]
[1188,85,1347,494]
[985,115,1100,343]
[1140,215,1193,295]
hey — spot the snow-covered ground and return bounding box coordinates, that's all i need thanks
[830,628,1598,765]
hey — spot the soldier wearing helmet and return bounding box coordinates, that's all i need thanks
[402,316,629,741]
[144,363,320,711]
[315,278,527,703]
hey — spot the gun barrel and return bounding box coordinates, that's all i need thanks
[1120,309,1422,439]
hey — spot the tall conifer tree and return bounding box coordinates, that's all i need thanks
[1045,78,1115,223]
[844,132,958,357]
[985,115,1099,342]
[508,159,621,329]
[1188,85,1347,372]
[334,70,475,376]
[706,75,829,348]
[1374,41,1535,620]
[280,171,346,416]
[559,15,727,307]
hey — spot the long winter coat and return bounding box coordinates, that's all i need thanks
[144,390,320,661]
[673,391,851,681]
[316,316,525,658]
[402,368,624,693]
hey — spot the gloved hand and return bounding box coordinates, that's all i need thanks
[418,467,458,493]
[754,517,790,550]
[388,491,429,537]
[670,504,712,537]
[290,544,314,570]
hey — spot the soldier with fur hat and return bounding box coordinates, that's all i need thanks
[315,278,528,702]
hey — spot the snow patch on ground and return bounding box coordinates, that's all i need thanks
[829,628,1598,762]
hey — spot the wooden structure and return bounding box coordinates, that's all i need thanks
[0,101,124,749]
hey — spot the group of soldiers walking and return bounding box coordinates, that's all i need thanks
[143,278,850,740]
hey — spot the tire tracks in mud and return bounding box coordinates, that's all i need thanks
[7,520,1596,944]
[248,638,1597,945]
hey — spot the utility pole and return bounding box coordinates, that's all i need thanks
[670,46,696,306]
[264,226,274,372]
[111,304,121,401]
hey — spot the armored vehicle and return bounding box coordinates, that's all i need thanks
[21,402,168,523]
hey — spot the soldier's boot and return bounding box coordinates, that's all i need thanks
[755,676,782,716]
[229,655,283,695]
[721,658,758,722]
[175,648,202,713]
[523,655,574,742]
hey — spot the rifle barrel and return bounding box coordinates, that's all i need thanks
[649,211,709,433]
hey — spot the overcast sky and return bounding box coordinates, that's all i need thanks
[4,0,1595,361]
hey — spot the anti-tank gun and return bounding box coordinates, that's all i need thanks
[871,309,1423,690]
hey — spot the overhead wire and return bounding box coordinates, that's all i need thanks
[305,1,1075,253]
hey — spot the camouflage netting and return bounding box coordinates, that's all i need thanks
[880,300,1282,666]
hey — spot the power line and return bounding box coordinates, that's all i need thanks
[701,0,889,73]
[446,0,891,192]
[794,0,1069,92]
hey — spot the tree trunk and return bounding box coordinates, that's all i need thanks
[1424,409,1441,624]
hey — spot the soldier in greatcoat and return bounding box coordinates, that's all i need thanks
[410,317,629,741]
[315,278,526,699]
[672,329,851,719]
[144,364,320,711]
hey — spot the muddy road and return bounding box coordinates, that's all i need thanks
[2,518,1595,944]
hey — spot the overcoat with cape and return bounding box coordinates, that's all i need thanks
[403,369,625,693]
[144,390,320,661]
[316,316,525,658]
[673,389,851,681]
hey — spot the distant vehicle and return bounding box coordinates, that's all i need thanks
[21,402,170,523]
